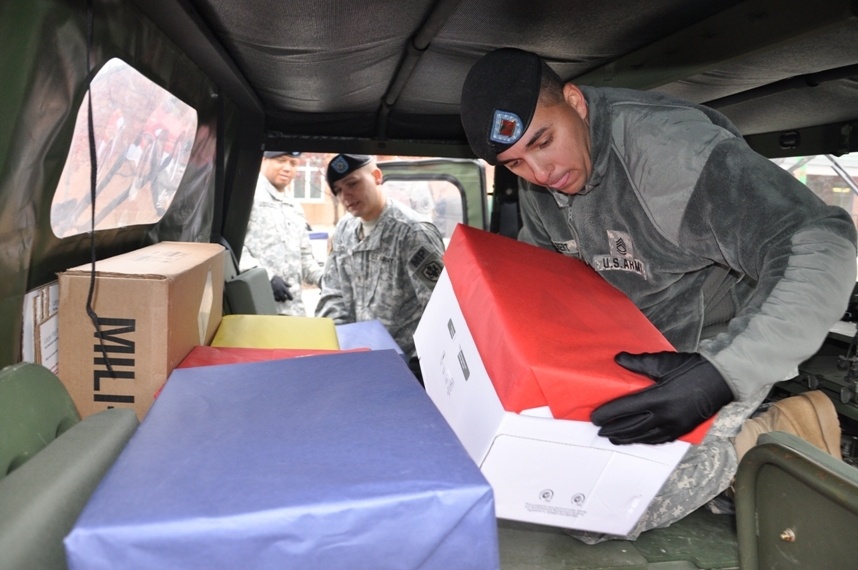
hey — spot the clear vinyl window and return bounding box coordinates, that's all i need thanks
[51,58,198,238]
[292,153,327,202]
[773,153,858,228]
[382,177,465,243]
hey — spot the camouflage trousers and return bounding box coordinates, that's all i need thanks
[568,388,769,544]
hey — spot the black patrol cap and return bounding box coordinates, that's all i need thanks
[326,154,372,188]
[263,151,302,158]
[460,48,543,165]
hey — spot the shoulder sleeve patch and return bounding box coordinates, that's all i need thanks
[409,246,443,287]
[409,246,429,269]
[420,260,443,283]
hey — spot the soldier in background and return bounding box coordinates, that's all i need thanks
[242,151,323,316]
[316,154,445,379]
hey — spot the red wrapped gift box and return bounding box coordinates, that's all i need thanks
[152,346,368,398]
[176,345,351,369]
[444,225,712,445]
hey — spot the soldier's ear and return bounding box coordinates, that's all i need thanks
[563,83,588,123]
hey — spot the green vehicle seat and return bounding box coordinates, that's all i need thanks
[736,430,858,569]
[0,363,138,570]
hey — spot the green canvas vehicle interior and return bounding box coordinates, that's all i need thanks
[2,0,858,568]
[0,363,138,570]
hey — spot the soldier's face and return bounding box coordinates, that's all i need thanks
[332,165,386,221]
[261,155,300,190]
[496,83,592,195]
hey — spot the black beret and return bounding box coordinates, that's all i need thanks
[460,48,543,165]
[326,154,372,188]
[263,151,302,158]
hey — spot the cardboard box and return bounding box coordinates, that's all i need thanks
[21,281,60,373]
[413,226,704,535]
[65,351,499,570]
[58,242,224,421]
[415,271,689,535]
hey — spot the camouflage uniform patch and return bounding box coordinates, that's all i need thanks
[422,260,443,282]
[409,247,443,287]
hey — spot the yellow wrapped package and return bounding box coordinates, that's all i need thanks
[211,314,340,350]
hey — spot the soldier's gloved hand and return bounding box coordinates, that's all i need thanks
[590,352,734,445]
[270,275,293,302]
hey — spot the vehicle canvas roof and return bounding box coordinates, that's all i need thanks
[136,0,858,158]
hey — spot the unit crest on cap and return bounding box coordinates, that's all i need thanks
[331,155,349,174]
[490,110,523,145]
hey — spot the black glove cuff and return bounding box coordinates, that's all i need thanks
[692,356,734,419]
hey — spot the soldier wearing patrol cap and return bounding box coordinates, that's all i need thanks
[242,150,323,316]
[460,48,856,541]
[315,154,445,373]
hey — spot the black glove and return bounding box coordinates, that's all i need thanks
[270,275,293,302]
[590,352,734,445]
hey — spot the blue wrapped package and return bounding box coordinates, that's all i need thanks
[65,350,498,570]
[336,320,406,359]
